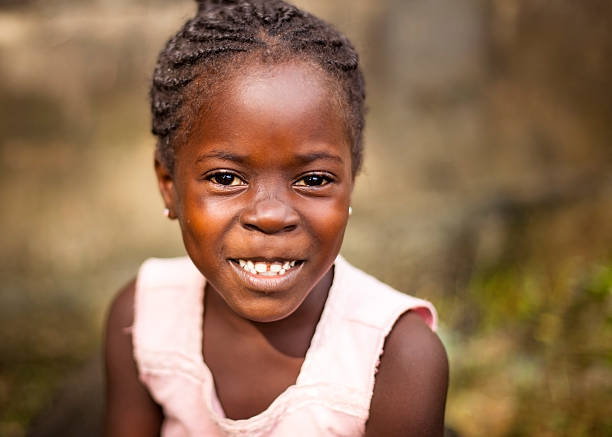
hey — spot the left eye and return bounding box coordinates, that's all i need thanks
[207,172,246,186]
[294,174,332,187]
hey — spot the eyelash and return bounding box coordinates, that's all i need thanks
[294,173,334,187]
[204,171,335,189]
[205,171,246,187]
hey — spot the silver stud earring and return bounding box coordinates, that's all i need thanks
[163,208,170,218]
[348,206,353,216]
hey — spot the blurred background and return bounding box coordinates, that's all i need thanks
[0,0,611,436]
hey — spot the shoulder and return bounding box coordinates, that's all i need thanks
[104,279,137,372]
[104,279,163,436]
[335,257,438,330]
[365,311,448,437]
[136,256,201,289]
[104,278,138,393]
[106,278,137,333]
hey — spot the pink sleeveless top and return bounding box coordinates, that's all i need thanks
[133,255,437,437]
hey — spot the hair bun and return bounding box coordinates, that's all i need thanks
[196,0,239,13]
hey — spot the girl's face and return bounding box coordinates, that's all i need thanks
[156,60,354,323]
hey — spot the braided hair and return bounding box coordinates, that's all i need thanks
[151,0,366,175]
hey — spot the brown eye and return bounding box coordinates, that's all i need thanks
[208,172,246,186]
[295,174,332,187]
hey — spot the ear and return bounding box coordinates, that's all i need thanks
[154,151,177,220]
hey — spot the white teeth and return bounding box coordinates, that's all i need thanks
[235,259,299,276]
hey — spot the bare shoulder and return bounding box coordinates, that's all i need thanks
[365,310,449,437]
[106,278,137,331]
[104,278,163,437]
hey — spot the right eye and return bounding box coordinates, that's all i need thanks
[206,172,246,187]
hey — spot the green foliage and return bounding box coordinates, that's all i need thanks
[447,241,612,437]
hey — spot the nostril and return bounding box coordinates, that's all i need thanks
[239,198,299,234]
[243,223,260,232]
[242,222,298,234]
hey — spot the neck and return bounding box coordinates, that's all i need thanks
[205,267,333,358]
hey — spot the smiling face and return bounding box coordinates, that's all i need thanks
[156,60,354,323]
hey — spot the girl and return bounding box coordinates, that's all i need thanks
[104,0,448,436]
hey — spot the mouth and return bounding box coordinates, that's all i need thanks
[230,258,304,277]
[227,257,306,294]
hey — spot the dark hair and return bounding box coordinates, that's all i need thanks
[150,0,366,175]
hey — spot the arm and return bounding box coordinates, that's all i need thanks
[365,311,449,437]
[103,279,163,437]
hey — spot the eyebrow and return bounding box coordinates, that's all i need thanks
[196,150,344,165]
[196,150,247,164]
[294,152,344,165]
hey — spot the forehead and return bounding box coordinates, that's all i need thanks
[231,61,337,119]
[183,60,351,159]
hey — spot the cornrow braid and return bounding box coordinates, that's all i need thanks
[151,0,366,174]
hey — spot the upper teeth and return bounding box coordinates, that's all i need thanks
[236,259,297,276]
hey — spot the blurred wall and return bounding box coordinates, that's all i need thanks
[0,1,610,436]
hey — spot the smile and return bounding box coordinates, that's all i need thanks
[227,258,306,294]
[234,259,302,277]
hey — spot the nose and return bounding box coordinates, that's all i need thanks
[240,197,299,234]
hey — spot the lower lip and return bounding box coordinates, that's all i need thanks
[228,260,304,294]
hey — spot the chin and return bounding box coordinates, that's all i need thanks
[235,299,301,323]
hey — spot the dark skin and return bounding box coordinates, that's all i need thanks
[104,279,163,436]
[104,60,448,436]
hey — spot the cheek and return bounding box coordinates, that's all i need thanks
[178,192,236,248]
[307,198,349,245]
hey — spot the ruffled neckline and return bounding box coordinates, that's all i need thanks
[190,255,347,434]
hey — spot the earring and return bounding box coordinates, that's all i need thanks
[163,208,170,218]
[348,206,353,216]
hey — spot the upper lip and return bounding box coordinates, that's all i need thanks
[229,257,303,262]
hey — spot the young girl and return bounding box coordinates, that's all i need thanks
[104,1,448,435]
